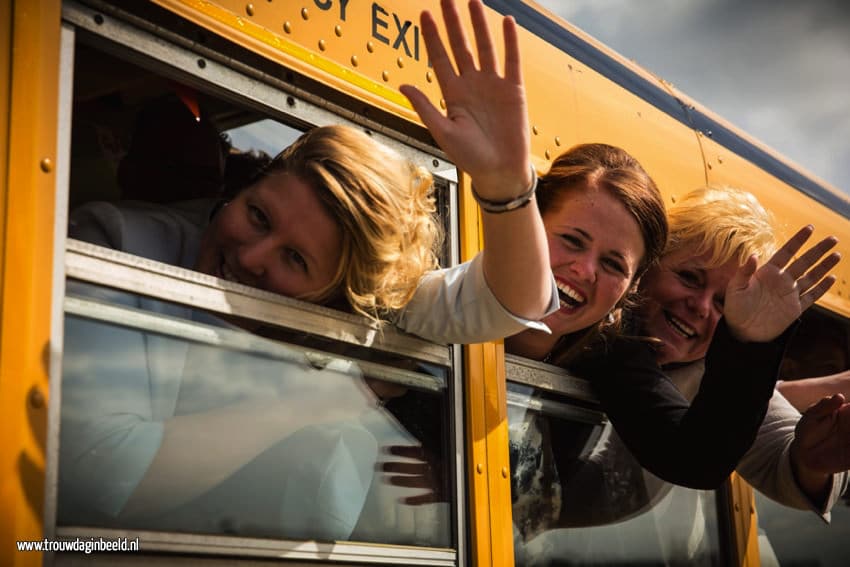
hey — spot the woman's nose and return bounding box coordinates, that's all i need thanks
[686,290,713,318]
[569,255,597,284]
[236,239,271,278]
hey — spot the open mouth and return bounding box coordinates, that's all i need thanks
[219,256,246,285]
[664,311,696,339]
[556,280,586,310]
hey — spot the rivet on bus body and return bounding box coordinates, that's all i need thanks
[366,41,375,53]
[426,70,433,83]
[707,162,713,170]
[197,59,207,69]
[245,3,254,16]
[501,467,508,478]
[554,136,561,146]
[283,21,292,34]
[301,7,309,20]
[381,70,390,82]
[532,125,539,135]
[432,159,439,168]
[545,149,551,160]
[396,57,404,69]
[28,386,45,409]
[476,463,483,474]
[335,25,342,37]
[717,156,724,164]
[350,55,358,67]
[439,98,446,110]
[40,158,53,173]
[318,39,326,51]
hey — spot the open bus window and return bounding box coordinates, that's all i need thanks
[59,22,457,560]
[505,362,723,566]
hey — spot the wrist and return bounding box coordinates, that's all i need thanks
[472,165,537,214]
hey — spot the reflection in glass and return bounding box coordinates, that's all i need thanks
[58,285,451,547]
[508,382,722,566]
[755,491,850,567]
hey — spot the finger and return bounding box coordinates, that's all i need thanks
[384,445,426,458]
[401,492,439,505]
[468,0,498,72]
[784,235,839,280]
[502,15,523,85]
[419,9,457,94]
[804,393,845,417]
[768,225,814,269]
[441,0,477,74]
[400,85,450,140]
[799,274,837,312]
[728,254,758,293]
[795,251,841,294]
[380,461,428,475]
[385,474,432,489]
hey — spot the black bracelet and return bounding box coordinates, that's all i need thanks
[471,166,538,214]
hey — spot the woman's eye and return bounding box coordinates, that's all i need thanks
[675,270,701,287]
[248,205,269,230]
[602,258,626,276]
[287,249,308,272]
[559,234,582,248]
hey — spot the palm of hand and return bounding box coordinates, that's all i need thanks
[796,400,850,475]
[724,262,802,343]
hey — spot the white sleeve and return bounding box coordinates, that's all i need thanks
[736,389,849,522]
[395,253,559,344]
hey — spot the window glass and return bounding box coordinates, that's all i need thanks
[755,491,850,566]
[59,282,452,547]
[507,381,723,566]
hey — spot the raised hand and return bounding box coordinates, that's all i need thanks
[790,394,850,498]
[379,445,446,505]
[724,225,840,342]
[400,0,532,200]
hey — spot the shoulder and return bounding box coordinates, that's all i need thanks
[69,199,219,268]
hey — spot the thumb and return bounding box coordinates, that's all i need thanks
[803,393,845,418]
[728,254,758,293]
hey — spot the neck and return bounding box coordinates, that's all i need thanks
[505,328,567,362]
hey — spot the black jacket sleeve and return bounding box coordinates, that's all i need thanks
[568,319,796,489]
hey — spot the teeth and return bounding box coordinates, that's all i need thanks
[666,312,696,339]
[556,280,585,308]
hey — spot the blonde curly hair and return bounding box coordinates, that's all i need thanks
[268,125,441,323]
[666,186,777,268]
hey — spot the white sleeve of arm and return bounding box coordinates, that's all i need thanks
[395,253,559,344]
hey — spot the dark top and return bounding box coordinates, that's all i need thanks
[569,319,795,489]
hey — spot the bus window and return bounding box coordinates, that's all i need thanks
[754,308,850,567]
[52,3,461,563]
[505,356,724,566]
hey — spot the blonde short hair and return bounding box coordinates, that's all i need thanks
[269,125,441,322]
[666,186,777,267]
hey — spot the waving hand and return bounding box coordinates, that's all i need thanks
[400,0,532,200]
[724,226,840,342]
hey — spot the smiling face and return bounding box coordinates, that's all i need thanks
[637,246,740,365]
[195,171,343,301]
[540,184,645,339]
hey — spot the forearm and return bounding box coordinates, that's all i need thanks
[778,372,850,412]
[480,196,551,320]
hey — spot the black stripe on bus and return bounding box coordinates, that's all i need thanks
[482,0,850,218]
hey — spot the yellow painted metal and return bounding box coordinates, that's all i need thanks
[456,172,515,567]
[726,474,761,566]
[152,0,443,124]
[0,1,61,565]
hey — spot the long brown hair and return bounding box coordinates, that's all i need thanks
[538,143,668,365]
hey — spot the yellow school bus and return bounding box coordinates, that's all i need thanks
[2,1,848,566]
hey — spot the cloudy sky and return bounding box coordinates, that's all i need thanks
[534,0,850,196]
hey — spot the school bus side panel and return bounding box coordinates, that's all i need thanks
[0,0,61,564]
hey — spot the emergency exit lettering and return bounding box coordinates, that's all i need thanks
[371,2,420,60]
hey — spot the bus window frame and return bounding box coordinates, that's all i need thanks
[47,2,466,564]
